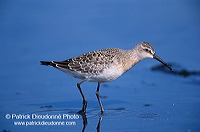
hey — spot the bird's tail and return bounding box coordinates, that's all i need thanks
[40,61,55,66]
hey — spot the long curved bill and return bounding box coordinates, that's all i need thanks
[153,54,173,71]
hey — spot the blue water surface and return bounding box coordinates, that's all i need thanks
[0,0,200,132]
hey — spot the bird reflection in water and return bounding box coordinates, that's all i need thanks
[79,112,104,132]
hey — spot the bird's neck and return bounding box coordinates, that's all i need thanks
[128,48,143,63]
[117,49,142,73]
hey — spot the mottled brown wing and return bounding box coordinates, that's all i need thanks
[53,48,120,75]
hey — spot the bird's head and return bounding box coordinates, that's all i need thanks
[135,42,173,71]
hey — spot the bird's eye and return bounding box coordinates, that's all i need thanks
[145,49,150,52]
[144,48,153,54]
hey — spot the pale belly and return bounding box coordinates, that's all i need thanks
[57,64,125,82]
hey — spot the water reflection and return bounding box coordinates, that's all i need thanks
[80,112,87,132]
[28,106,125,131]
[28,108,104,131]
[96,113,103,132]
[79,112,104,132]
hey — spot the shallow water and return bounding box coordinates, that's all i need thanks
[1,0,200,132]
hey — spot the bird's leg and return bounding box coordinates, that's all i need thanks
[96,82,104,113]
[77,80,87,114]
